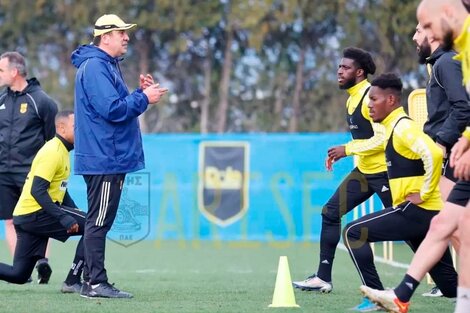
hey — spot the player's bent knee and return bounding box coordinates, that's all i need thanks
[321,206,342,224]
[342,224,368,251]
[11,271,33,284]
[427,214,455,239]
[342,222,358,241]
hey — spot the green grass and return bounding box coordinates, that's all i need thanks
[0,240,455,313]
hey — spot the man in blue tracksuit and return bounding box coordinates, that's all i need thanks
[71,14,167,299]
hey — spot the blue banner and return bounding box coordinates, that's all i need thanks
[1,133,386,242]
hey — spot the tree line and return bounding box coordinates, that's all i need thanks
[0,0,425,133]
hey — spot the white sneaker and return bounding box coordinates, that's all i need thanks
[292,274,332,293]
[422,286,443,297]
[360,285,409,313]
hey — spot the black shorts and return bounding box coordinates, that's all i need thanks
[447,180,470,207]
[442,157,457,182]
[13,206,85,259]
[0,173,27,220]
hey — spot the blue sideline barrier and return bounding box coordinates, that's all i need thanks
[1,133,386,244]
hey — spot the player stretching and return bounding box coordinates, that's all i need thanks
[293,47,392,312]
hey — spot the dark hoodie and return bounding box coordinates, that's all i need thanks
[0,78,58,173]
[71,45,149,175]
[424,47,470,149]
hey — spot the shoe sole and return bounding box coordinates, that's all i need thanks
[61,288,81,294]
[360,288,399,313]
[292,284,332,293]
[421,293,443,297]
[350,306,382,312]
[86,294,133,299]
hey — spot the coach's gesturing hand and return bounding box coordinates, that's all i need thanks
[143,83,168,104]
[139,74,154,90]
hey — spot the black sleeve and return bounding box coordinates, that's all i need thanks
[30,176,77,229]
[435,57,470,147]
[38,92,58,141]
[62,190,78,208]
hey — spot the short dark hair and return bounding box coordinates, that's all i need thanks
[343,47,376,76]
[55,110,74,124]
[371,72,403,93]
[0,51,27,77]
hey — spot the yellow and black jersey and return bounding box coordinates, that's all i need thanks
[14,137,70,216]
[344,79,387,174]
[381,107,443,210]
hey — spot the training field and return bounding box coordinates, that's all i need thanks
[0,240,455,313]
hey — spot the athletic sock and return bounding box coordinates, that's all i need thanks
[317,217,340,282]
[455,287,470,313]
[394,274,420,302]
[317,255,334,282]
[64,256,85,285]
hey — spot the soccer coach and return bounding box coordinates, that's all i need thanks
[71,14,167,298]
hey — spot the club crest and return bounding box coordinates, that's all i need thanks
[108,172,151,247]
[20,103,27,114]
[198,142,250,227]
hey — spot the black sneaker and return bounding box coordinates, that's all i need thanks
[80,281,90,298]
[87,282,133,299]
[36,261,52,284]
[61,281,83,293]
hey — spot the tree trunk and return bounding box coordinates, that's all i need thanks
[272,72,287,132]
[200,52,212,134]
[216,27,234,133]
[288,46,305,133]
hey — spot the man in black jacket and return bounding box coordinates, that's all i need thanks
[0,51,58,283]
[414,23,470,194]
[411,22,469,298]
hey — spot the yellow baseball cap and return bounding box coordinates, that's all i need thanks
[94,14,136,37]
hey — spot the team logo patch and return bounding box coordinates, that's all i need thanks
[108,172,151,247]
[20,103,27,114]
[198,142,250,226]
